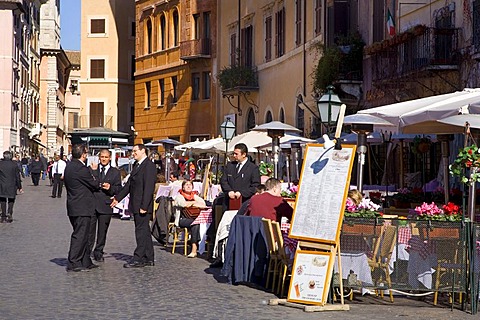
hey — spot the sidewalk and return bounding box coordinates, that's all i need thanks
[0,180,474,319]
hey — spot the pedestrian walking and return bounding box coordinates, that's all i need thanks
[51,155,66,198]
[29,155,43,186]
[111,144,156,268]
[63,144,100,272]
[0,151,22,223]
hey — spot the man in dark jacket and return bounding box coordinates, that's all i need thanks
[88,149,122,262]
[29,155,43,186]
[0,151,22,223]
[64,144,100,272]
[111,144,156,268]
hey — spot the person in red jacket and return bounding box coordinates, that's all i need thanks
[245,177,292,222]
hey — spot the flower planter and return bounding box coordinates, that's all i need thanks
[342,218,383,235]
[415,221,462,239]
[393,199,410,209]
[283,197,296,208]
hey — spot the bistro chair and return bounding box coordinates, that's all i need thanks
[262,218,279,291]
[271,221,292,297]
[169,207,189,256]
[367,225,397,303]
[433,239,464,306]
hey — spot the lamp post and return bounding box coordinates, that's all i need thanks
[220,117,236,164]
[317,85,342,137]
[381,131,392,206]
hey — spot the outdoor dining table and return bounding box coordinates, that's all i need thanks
[191,208,212,255]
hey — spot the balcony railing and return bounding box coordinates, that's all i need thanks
[367,27,460,82]
[77,115,113,129]
[180,38,211,60]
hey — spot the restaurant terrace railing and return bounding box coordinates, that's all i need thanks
[366,27,460,82]
[337,217,479,311]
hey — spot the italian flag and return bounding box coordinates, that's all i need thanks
[387,9,396,36]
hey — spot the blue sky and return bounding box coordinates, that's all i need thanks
[60,0,81,50]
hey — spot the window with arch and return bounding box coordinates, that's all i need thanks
[296,105,304,136]
[159,15,166,50]
[246,108,256,130]
[146,18,153,54]
[172,10,179,47]
[279,108,285,123]
[265,110,273,123]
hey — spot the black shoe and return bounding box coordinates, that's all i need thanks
[57,196,61,198]
[86,263,99,269]
[209,259,223,268]
[5,215,12,223]
[144,260,155,266]
[93,255,104,262]
[50,195,56,198]
[66,266,88,272]
[123,261,145,268]
[0,217,5,223]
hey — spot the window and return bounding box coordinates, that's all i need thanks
[204,12,211,39]
[276,7,285,57]
[90,59,105,78]
[90,102,104,127]
[314,0,322,35]
[130,106,134,124]
[279,108,285,123]
[160,15,166,50]
[91,19,105,34]
[230,33,237,65]
[203,72,211,99]
[295,0,302,45]
[146,19,153,54]
[131,21,135,38]
[131,55,135,81]
[265,16,272,61]
[172,76,178,103]
[145,82,151,108]
[246,108,256,130]
[173,10,179,47]
[158,79,165,106]
[296,106,304,136]
[193,14,200,39]
[192,73,200,100]
[241,25,253,67]
[265,111,273,123]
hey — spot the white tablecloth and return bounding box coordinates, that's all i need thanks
[334,252,373,286]
[213,210,238,260]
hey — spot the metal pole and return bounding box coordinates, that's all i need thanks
[225,140,229,165]
[357,132,367,194]
[272,136,280,179]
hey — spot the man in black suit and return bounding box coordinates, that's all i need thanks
[111,144,156,268]
[64,144,100,272]
[220,143,260,208]
[0,151,22,223]
[88,149,122,262]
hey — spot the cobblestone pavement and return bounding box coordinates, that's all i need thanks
[0,180,476,319]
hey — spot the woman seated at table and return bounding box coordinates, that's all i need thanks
[174,180,206,258]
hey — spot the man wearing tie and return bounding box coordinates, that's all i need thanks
[88,149,122,262]
[111,144,156,268]
[220,143,260,209]
[51,154,66,198]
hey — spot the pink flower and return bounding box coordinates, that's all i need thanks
[345,198,357,212]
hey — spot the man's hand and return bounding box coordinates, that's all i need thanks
[228,191,235,199]
[90,162,98,170]
[234,191,241,199]
[139,208,147,214]
[110,197,118,208]
[102,182,110,190]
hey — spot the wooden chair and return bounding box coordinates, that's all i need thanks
[367,225,397,303]
[433,239,464,306]
[271,221,292,297]
[169,207,189,256]
[262,218,279,291]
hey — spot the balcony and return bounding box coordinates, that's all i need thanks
[76,115,113,130]
[366,26,460,82]
[180,38,211,60]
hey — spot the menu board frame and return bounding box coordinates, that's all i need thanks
[287,250,334,305]
[288,144,356,244]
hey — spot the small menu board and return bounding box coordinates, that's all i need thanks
[289,144,356,243]
[287,250,334,305]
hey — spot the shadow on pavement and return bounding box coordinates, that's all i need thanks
[50,257,68,267]
[109,252,133,262]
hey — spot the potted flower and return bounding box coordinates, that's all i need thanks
[412,135,432,154]
[449,145,480,185]
[343,198,383,234]
[281,184,298,207]
[258,161,274,182]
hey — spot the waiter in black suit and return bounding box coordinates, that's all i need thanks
[111,144,156,268]
[88,149,122,262]
[220,143,260,209]
[64,144,100,272]
[0,151,22,223]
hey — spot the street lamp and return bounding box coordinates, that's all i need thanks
[317,85,342,136]
[220,117,236,163]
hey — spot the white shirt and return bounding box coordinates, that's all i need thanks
[53,159,67,175]
[236,158,248,173]
[99,164,110,175]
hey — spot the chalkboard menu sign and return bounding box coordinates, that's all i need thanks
[289,144,356,243]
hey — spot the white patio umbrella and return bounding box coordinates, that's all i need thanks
[174,139,203,152]
[189,137,224,154]
[212,131,270,153]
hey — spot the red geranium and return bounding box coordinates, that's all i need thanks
[442,202,461,216]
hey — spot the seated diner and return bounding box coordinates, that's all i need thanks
[245,178,293,222]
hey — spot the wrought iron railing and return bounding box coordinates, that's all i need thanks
[77,115,113,129]
[180,38,211,59]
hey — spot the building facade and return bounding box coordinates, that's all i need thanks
[134,0,217,144]
[79,0,135,137]
[64,50,81,147]
[0,0,46,155]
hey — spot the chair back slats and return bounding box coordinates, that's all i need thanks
[262,218,276,256]
[271,221,288,261]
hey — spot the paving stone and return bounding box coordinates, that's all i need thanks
[0,180,475,319]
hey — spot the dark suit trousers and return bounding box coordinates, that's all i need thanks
[0,197,14,217]
[51,173,64,197]
[88,212,112,257]
[67,216,93,269]
[133,212,154,263]
[31,173,40,186]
